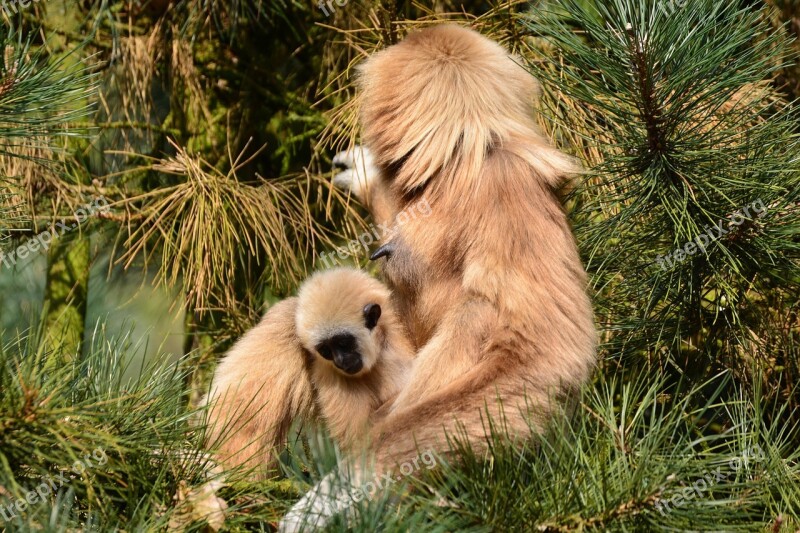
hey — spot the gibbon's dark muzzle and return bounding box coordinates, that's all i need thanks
[315,333,363,375]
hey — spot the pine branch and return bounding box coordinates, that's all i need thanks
[524,0,800,371]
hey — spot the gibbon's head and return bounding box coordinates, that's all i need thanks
[357,24,577,195]
[295,268,393,377]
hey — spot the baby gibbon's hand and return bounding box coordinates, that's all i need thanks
[332,145,380,202]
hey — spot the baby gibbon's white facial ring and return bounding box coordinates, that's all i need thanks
[315,333,363,375]
[363,303,381,330]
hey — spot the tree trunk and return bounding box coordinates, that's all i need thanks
[41,234,90,360]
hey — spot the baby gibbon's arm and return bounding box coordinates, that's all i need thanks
[202,298,315,480]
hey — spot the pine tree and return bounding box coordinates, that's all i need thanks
[1,1,799,531]
[526,0,800,389]
[0,27,95,352]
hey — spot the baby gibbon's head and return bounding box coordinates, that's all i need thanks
[295,268,393,377]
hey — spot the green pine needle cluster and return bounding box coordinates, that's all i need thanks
[1,330,798,531]
[527,0,800,391]
[0,329,203,530]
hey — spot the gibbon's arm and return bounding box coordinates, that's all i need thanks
[332,145,398,227]
[202,298,315,480]
[388,297,496,411]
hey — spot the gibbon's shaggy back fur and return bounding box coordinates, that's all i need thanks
[203,268,412,478]
[358,24,577,197]
[353,24,597,470]
[202,298,312,479]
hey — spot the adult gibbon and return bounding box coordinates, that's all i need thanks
[282,23,597,529]
[202,268,413,478]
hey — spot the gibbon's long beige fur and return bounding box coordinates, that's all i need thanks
[352,24,597,470]
[203,268,413,478]
[202,298,313,479]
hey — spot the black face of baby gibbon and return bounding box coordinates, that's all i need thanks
[315,331,362,374]
[311,303,384,375]
[295,268,392,377]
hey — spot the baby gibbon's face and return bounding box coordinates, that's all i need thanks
[312,303,381,375]
[295,268,391,377]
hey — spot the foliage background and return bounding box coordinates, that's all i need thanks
[0,0,799,531]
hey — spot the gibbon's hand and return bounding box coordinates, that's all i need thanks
[278,469,359,533]
[332,145,380,202]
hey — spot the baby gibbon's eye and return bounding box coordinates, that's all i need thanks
[363,303,381,330]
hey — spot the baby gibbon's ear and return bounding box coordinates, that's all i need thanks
[357,24,578,194]
[363,303,381,330]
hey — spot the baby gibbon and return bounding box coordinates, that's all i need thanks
[295,268,413,452]
[333,22,597,481]
[203,268,413,479]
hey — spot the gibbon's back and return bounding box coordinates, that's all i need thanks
[358,24,578,197]
[357,23,597,427]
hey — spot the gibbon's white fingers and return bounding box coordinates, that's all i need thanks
[278,467,368,533]
[202,298,316,480]
[331,145,398,228]
[296,268,414,452]
[277,471,341,533]
[331,145,379,200]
